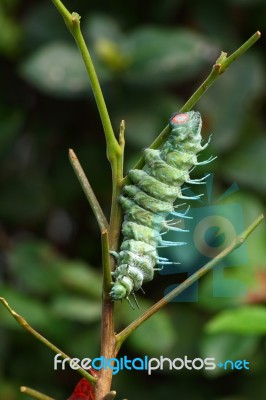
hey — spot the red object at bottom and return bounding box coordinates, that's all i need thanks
[67,378,94,400]
[67,370,97,400]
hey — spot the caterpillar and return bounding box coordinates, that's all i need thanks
[110,111,213,307]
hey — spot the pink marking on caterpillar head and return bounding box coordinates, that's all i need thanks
[171,113,189,125]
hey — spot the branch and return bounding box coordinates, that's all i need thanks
[0,297,96,384]
[51,1,125,240]
[52,0,125,257]
[108,120,125,254]
[129,31,261,174]
[69,149,109,232]
[181,31,261,112]
[21,386,55,400]
[115,214,264,351]
[51,1,120,159]
[102,229,112,294]
[94,123,126,397]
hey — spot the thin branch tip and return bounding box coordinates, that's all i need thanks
[69,150,109,231]
[132,30,261,170]
[103,391,117,400]
[20,385,55,400]
[71,12,81,20]
[119,120,126,151]
[68,149,76,160]
[216,52,227,64]
[1,297,95,383]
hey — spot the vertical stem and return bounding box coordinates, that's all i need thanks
[95,123,125,399]
[95,299,116,399]
[95,232,115,398]
[50,4,125,398]
[102,230,112,293]
[71,19,117,151]
[108,121,125,253]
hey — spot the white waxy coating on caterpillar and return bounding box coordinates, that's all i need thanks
[110,111,209,303]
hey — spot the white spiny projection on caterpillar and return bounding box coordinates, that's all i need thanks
[110,111,214,307]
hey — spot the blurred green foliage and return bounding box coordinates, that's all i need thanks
[0,0,266,399]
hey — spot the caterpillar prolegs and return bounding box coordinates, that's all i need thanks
[110,111,213,306]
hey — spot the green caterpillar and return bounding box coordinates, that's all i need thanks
[110,111,212,307]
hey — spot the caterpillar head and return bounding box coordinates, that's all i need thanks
[170,110,200,125]
[170,111,201,135]
[110,275,133,300]
[168,111,202,151]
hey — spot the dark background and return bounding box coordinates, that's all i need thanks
[0,0,266,399]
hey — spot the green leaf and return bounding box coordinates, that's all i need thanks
[0,383,19,400]
[206,306,266,334]
[85,14,131,72]
[85,13,123,44]
[19,42,91,97]
[7,239,102,299]
[199,54,264,153]
[22,2,70,49]
[0,4,21,56]
[125,27,217,85]
[66,324,101,359]
[0,177,51,223]
[0,109,24,155]
[199,269,248,311]
[218,192,266,267]
[0,287,53,330]
[51,295,101,322]
[222,136,266,194]
[120,299,176,356]
[7,240,63,294]
[201,333,258,363]
[60,261,102,299]
[200,333,259,376]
